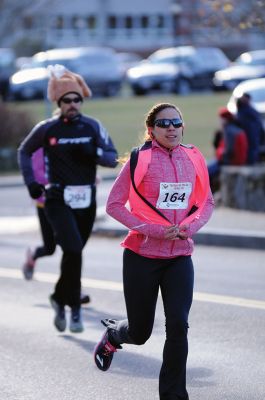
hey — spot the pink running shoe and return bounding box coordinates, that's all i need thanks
[94,319,122,371]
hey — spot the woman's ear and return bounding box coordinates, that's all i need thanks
[148,127,154,139]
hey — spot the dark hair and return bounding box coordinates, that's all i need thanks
[242,92,251,100]
[236,93,251,109]
[145,103,183,127]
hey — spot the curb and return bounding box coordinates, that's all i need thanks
[192,229,265,250]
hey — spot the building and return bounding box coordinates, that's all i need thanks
[1,0,264,57]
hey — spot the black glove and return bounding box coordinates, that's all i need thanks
[27,182,45,199]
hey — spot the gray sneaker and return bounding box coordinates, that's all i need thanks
[70,307,84,333]
[49,295,66,332]
[22,248,35,280]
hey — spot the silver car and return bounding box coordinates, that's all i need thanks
[213,50,265,91]
[9,47,123,100]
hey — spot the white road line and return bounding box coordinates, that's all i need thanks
[0,207,107,234]
[1,267,265,311]
[0,216,38,234]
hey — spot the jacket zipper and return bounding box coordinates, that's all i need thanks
[169,150,178,254]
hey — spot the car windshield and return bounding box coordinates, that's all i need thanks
[30,59,76,69]
[148,48,227,70]
[148,54,192,64]
[0,51,14,68]
[235,54,265,67]
[29,53,116,70]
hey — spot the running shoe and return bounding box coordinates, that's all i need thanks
[70,307,84,333]
[80,293,90,304]
[22,248,35,280]
[94,319,122,371]
[49,294,66,332]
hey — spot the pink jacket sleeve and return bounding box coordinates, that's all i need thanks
[106,161,166,239]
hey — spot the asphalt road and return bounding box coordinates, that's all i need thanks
[0,232,264,400]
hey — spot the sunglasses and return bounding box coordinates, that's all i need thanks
[61,97,82,104]
[154,118,183,129]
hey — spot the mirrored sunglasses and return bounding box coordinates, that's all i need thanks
[154,118,183,128]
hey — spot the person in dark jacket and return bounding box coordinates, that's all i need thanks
[236,93,264,164]
[22,147,91,305]
[18,66,118,333]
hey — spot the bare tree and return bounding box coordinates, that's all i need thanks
[198,0,265,32]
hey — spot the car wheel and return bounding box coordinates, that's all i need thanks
[19,87,39,100]
[160,81,175,93]
[104,83,120,97]
[132,86,148,96]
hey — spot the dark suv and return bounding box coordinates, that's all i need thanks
[126,46,230,95]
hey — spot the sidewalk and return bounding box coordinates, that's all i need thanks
[1,173,265,250]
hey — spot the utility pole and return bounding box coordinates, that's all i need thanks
[170,1,182,47]
[98,0,108,46]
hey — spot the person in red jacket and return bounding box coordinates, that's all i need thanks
[94,102,214,400]
[208,107,248,193]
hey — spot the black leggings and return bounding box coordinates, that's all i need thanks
[114,249,194,400]
[33,206,56,260]
[45,200,96,308]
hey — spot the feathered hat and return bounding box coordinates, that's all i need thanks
[47,64,92,103]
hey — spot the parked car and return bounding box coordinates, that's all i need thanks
[213,50,265,91]
[116,52,142,77]
[9,47,123,100]
[0,48,16,100]
[227,78,265,128]
[126,46,230,95]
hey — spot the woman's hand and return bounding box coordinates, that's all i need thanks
[178,224,189,240]
[164,225,180,240]
[164,224,190,240]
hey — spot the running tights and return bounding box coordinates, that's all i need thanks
[113,249,194,400]
[45,200,96,308]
